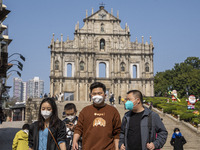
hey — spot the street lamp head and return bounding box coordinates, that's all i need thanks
[17,71,21,77]
[18,65,23,71]
[18,61,23,68]
[20,55,25,61]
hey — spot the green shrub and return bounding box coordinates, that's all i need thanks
[152,101,162,107]
[156,104,164,109]
[172,110,184,116]
[180,113,194,122]
[192,118,200,126]
[164,105,177,113]
[143,97,200,126]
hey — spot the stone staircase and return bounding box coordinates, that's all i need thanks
[57,100,200,150]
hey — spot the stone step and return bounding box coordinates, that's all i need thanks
[0,121,25,128]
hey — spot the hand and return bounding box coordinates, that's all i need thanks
[72,141,79,150]
[120,144,126,150]
[146,142,155,150]
[67,122,75,131]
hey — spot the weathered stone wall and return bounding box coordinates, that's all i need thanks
[25,98,41,124]
[49,6,154,101]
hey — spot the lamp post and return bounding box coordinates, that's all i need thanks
[8,53,25,61]
[8,60,23,68]
[9,64,23,71]
[0,77,6,108]
[7,70,21,77]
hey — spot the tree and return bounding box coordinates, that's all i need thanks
[184,57,200,69]
[154,57,200,98]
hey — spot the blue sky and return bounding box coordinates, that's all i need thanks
[4,0,200,95]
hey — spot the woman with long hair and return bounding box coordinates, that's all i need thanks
[28,98,66,150]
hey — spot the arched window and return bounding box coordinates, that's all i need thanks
[100,39,105,50]
[145,63,149,72]
[99,62,106,78]
[55,60,59,70]
[101,23,104,32]
[133,65,137,78]
[121,62,125,72]
[67,63,72,77]
[80,61,84,71]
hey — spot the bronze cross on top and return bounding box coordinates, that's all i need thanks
[99,2,105,7]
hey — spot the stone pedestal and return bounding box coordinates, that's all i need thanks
[177,115,180,122]
[197,124,200,133]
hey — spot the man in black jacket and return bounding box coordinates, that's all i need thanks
[119,90,168,150]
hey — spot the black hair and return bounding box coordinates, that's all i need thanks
[22,124,30,130]
[90,82,106,93]
[64,103,77,112]
[174,128,180,132]
[38,98,60,130]
[127,90,143,104]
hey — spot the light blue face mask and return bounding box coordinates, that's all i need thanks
[125,101,134,110]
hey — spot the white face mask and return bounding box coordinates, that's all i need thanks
[175,131,179,135]
[23,129,29,135]
[41,110,52,120]
[92,95,104,104]
[67,115,75,121]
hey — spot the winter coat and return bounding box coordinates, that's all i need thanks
[170,133,186,150]
[119,107,168,150]
[28,120,66,150]
[12,130,29,150]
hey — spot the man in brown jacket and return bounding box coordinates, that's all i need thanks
[73,82,121,150]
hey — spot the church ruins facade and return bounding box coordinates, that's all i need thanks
[49,6,154,101]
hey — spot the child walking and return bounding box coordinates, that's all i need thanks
[170,128,186,150]
[63,103,81,150]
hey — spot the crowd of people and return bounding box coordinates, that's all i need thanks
[10,81,188,150]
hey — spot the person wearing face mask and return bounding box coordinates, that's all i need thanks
[12,124,30,150]
[170,128,186,150]
[28,98,67,150]
[63,103,81,150]
[119,90,168,150]
[73,82,121,150]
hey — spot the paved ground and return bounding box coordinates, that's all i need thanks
[0,128,20,150]
[0,121,25,150]
[0,127,21,150]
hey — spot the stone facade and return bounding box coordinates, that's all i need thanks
[25,98,40,124]
[49,6,154,101]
